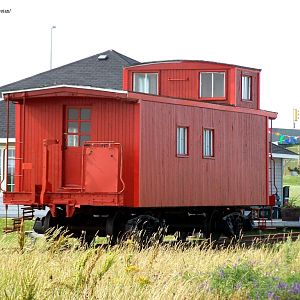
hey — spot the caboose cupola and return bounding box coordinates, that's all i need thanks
[124,60,260,110]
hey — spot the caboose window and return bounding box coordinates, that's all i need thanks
[242,75,252,100]
[177,127,188,156]
[203,129,214,158]
[133,73,158,95]
[66,107,91,147]
[200,72,225,98]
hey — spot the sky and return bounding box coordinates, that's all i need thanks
[0,0,300,129]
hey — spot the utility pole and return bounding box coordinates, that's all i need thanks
[50,26,56,70]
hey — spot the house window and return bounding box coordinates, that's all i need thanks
[177,127,188,156]
[242,76,252,100]
[200,72,225,98]
[66,108,91,147]
[0,149,3,189]
[0,147,15,192]
[7,149,15,192]
[133,73,158,95]
[203,129,214,158]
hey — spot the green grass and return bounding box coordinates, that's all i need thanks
[284,175,300,186]
[283,175,300,206]
[0,230,299,299]
[0,218,33,233]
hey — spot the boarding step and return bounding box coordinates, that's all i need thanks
[3,217,23,233]
[21,206,34,220]
[3,206,34,234]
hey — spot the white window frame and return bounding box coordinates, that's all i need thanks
[177,126,188,156]
[242,75,252,101]
[203,129,214,158]
[0,148,3,192]
[133,73,158,95]
[200,72,225,98]
[0,145,15,193]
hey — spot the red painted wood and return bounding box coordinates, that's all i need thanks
[63,148,82,186]
[14,103,21,192]
[236,68,259,109]
[124,61,260,108]
[133,103,140,207]
[128,92,277,120]
[8,92,136,207]
[4,86,129,101]
[62,106,92,186]
[139,100,268,207]
[84,144,120,193]
[4,85,275,210]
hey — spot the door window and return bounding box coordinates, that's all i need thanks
[66,108,91,147]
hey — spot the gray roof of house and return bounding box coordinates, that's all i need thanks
[271,143,298,157]
[0,49,139,96]
[0,49,139,138]
[0,100,15,138]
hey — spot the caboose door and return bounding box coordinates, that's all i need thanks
[62,107,91,187]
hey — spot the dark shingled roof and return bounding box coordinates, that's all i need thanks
[271,143,298,156]
[0,49,139,138]
[0,100,15,138]
[0,49,139,96]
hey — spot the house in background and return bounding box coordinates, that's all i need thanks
[0,101,16,216]
[271,128,300,175]
[0,49,139,216]
[269,143,298,203]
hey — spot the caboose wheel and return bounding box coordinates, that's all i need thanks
[124,215,165,247]
[222,212,244,239]
[33,211,57,234]
[106,211,126,245]
[205,210,222,241]
[176,231,188,242]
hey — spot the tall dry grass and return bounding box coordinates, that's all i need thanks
[0,230,300,300]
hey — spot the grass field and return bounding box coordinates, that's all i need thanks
[0,220,300,299]
[283,175,300,206]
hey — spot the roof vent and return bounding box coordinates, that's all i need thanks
[98,54,108,60]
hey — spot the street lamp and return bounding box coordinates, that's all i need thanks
[50,26,56,70]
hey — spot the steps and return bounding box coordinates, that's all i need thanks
[3,206,35,233]
[22,206,34,220]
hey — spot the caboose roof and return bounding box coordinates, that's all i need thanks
[3,85,277,120]
[125,59,261,71]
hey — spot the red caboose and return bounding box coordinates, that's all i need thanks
[2,58,277,241]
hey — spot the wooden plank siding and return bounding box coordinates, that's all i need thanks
[236,69,259,109]
[124,61,259,108]
[139,100,268,207]
[160,69,198,100]
[18,97,136,206]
